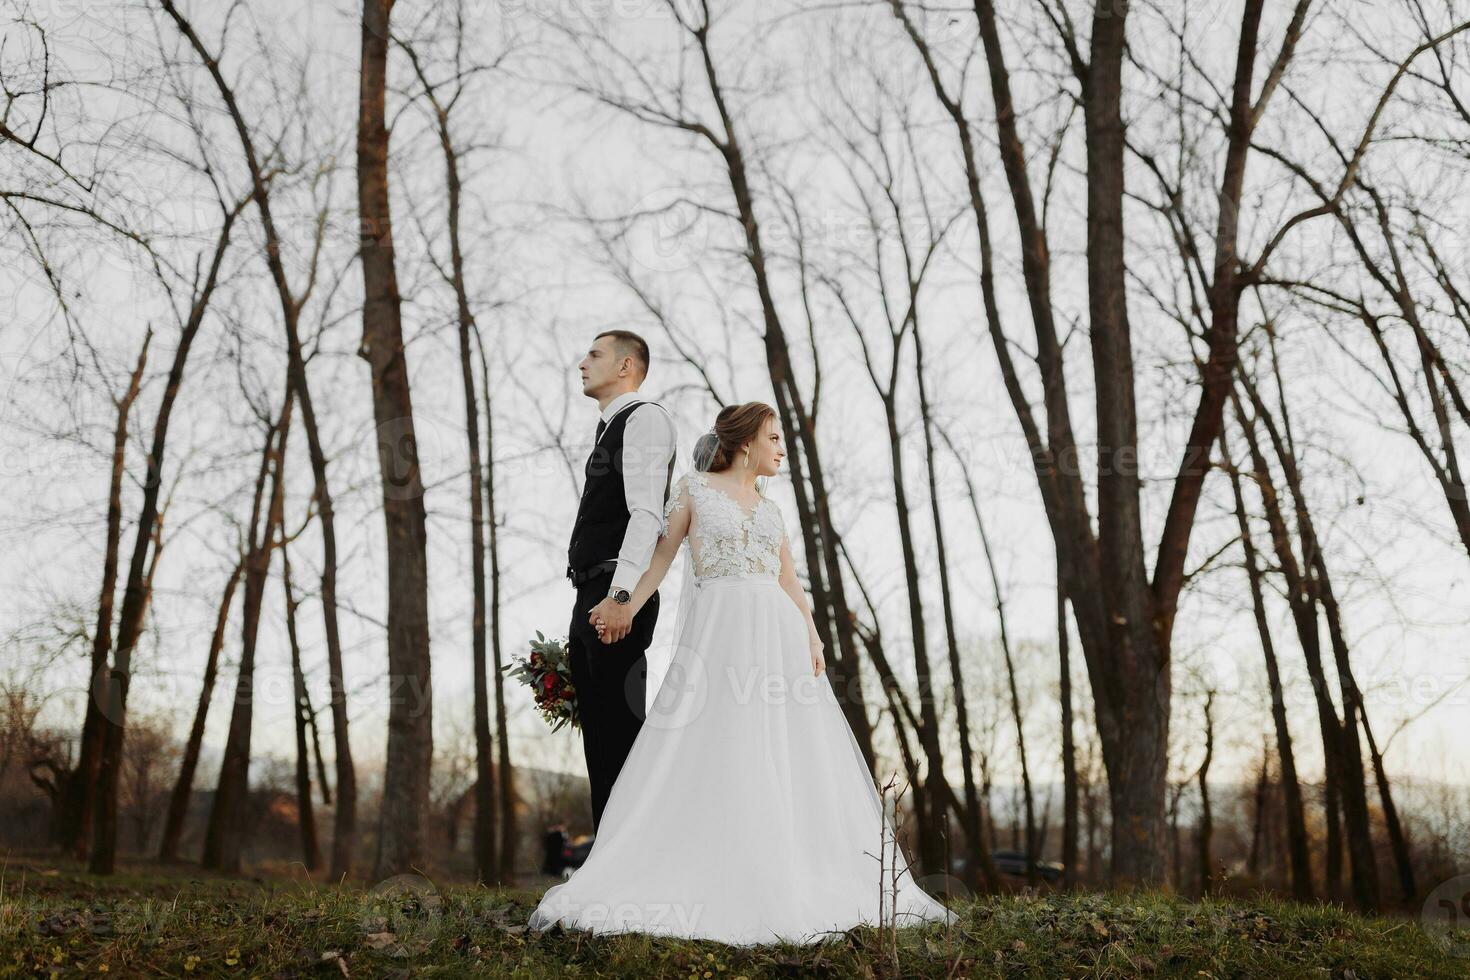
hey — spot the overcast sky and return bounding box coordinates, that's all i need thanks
[3,0,1467,810]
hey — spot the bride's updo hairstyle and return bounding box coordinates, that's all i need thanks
[691,402,776,473]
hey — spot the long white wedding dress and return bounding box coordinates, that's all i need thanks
[529,468,956,946]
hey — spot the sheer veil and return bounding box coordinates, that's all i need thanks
[653,432,717,705]
[649,429,770,718]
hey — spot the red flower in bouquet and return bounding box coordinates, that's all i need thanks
[504,631,579,732]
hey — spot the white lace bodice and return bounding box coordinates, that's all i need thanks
[663,470,785,580]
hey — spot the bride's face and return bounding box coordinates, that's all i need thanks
[744,415,785,477]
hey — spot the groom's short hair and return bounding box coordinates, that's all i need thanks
[595,329,650,380]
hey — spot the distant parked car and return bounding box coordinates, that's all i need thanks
[953,849,1064,884]
[542,827,595,880]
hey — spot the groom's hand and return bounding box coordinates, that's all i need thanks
[589,597,634,644]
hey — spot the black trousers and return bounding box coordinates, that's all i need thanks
[567,573,660,831]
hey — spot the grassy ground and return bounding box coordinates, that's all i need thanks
[2,858,1466,978]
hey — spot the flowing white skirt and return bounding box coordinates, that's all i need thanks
[528,572,957,946]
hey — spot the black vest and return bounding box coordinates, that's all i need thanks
[566,400,675,574]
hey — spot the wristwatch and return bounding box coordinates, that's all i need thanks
[608,586,632,605]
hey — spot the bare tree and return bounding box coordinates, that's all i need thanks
[360,0,434,878]
[281,532,322,872]
[1360,706,1416,903]
[158,559,243,862]
[1255,11,1470,567]
[888,0,1467,889]
[61,330,150,857]
[160,0,361,879]
[1195,690,1216,897]
[90,198,242,875]
[396,4,506,884]
[120,713,178,855]
[1241,365,1383,911]
[479,335,518,878]
[1221,427,1313,901]
[1230,383,1352,905]
[818,62,963,870]
[1058,567,1079,890]
[202,375,293,874]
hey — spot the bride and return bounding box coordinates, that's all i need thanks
[528,401,957,946]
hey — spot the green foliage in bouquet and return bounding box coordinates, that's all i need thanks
[503,630,580,732]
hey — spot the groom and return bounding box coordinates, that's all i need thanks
[566,329,676,831]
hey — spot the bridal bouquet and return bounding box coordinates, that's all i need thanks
[504,631,579,732]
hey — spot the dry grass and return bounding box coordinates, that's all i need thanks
[0,857,1465,978]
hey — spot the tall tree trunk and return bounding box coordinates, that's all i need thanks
[894,0,1301,887]
[929,426,1034,887]
[307,400,358,880]
[477,338,518,879]
[1196,692,1215,897]
[1247,743,1268,878]
[1322,770,1344,902]
[1035,792,1052,864]
[202,386,293,873]
[90,206,238,875]
[469,441,497,885]
[1243,378,1381,913]
[409,47,499,883]
[873,387,947,873]
[1298,519,1380,914]
[1083,772,1101,885]
[1058,566,1079,890]
[359,0,434,879]
[1358,707,1415,902]
[999,621,1038,886]
[1232,389,1354,905]
[1168,782,1185,893]
[443,105,496,886]
[895,0,1162,884]
[282,536,322,872]
[1222,428,1314,899]
[985,762,999,858]
[915,348,988,890]
[1083,0,1173,888]
[158,559,244,862]
[399,15,520,875]
[307,686,332,807]
[63,330,150,857]
[160,0,359,879]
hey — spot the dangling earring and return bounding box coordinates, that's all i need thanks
[743,446,751,468]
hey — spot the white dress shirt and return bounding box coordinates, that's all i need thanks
[596,389,677,593]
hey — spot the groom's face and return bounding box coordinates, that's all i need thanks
[579,337,626,397]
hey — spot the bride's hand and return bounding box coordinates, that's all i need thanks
[809,638,825,677]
